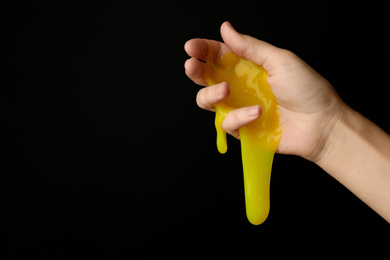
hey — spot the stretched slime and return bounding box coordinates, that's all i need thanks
[204,52,283,225]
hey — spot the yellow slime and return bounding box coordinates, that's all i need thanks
[204,52,283,225]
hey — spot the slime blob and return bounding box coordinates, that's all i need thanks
[204,52,283,225]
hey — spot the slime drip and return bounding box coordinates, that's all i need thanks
[204,52,283,225]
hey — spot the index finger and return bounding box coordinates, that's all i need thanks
[184,38,230,62]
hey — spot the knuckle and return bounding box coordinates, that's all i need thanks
[232,109,244,123]
[278,49,298,60]
[223,110,239,131]
[196,87,214,111]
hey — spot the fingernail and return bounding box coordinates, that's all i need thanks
[246,106,261,117]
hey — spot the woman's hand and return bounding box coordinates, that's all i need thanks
[185,22,390,222]
[184,22,346,163]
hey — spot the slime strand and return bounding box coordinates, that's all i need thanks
[204,52,283,225]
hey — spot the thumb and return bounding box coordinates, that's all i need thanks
[220,21,280,70]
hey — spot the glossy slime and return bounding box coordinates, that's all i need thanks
[204,52,283,225]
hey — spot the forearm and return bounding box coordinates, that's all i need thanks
[316,106,390,222]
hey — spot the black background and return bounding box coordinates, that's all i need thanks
[1,0,389,257]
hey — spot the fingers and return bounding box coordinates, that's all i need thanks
[185,22,264,140]
[196,82,262,139]
[220,21,281,71]
[184,57,207,86]
[196,82,262,138]
[185,22,284,87]
[184,38,230,62]
[196,82,230,111]
[222,105,262,139]
[184,38,231,86]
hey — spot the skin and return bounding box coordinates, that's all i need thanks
[184,22,390,222]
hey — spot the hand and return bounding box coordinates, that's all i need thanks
[184,22,346,162]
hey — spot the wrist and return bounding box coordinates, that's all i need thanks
[310,101,351,165]
[311,101,390,222]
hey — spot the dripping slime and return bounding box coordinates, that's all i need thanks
[204,52,283,225]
